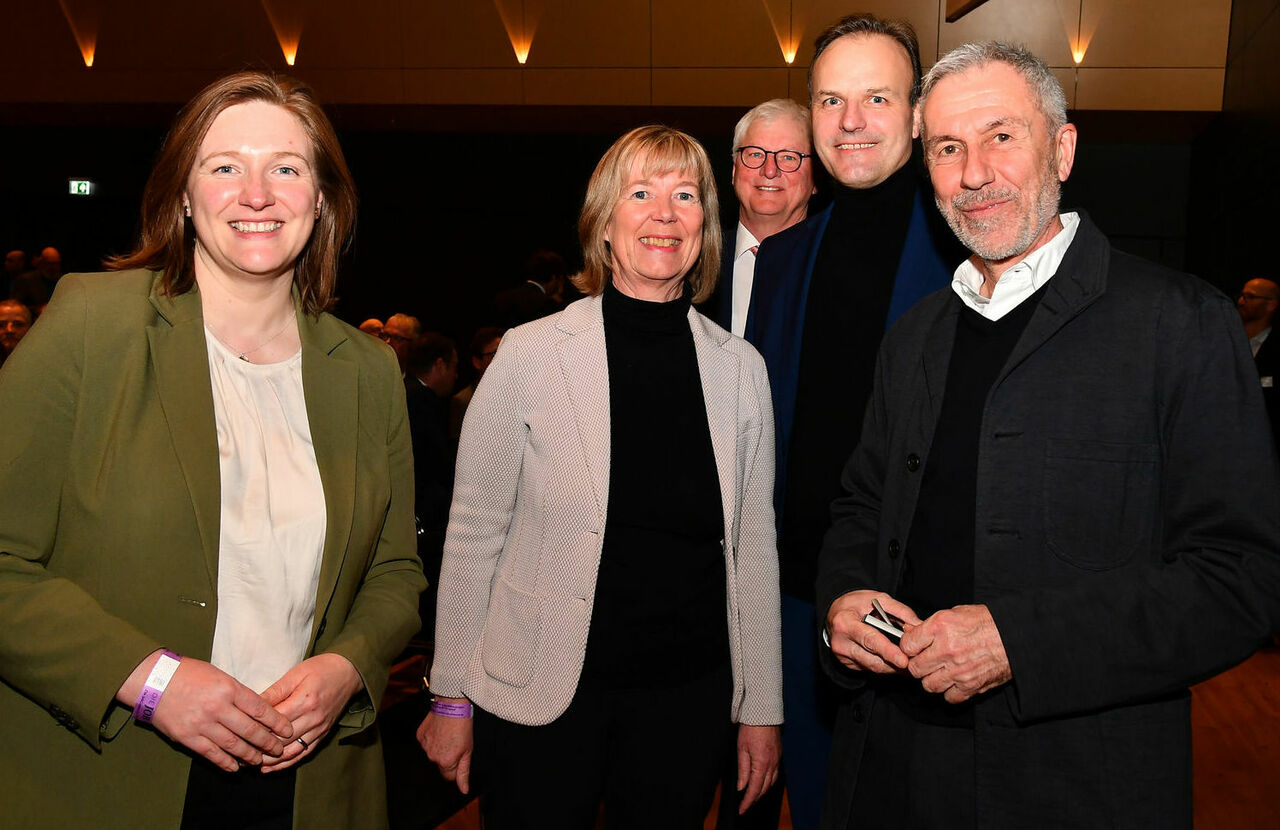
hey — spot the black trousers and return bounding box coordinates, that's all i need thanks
[180,761,295,830]
[475,661,733,830]
[848,697,976,830]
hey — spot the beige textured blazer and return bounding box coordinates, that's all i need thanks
[430,294,783,727]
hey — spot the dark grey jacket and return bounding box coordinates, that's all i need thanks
[816,215,1280,830]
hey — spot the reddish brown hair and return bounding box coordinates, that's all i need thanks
[107,71,356,315]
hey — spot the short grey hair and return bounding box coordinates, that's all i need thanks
[920,42,1068,136]
[731,98,812,157]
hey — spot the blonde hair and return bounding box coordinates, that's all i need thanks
[576,125,721,304]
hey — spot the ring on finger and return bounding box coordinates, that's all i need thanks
[296,737,309,750]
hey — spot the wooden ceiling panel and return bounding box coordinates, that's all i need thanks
[651,0,792,67]
[525,0,651,67]
[1080,0,1231,67]
[402,0,520,67]
[938,0,1079,67]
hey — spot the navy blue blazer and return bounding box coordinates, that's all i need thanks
[743,186,959,515]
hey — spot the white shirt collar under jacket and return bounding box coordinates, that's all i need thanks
[951,211,1080,321]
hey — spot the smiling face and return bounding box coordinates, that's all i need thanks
[185,101,320,288]
[810,33,917,190]
[603,159,704,302]
[732,116,815,236]
[921,61,1076,274]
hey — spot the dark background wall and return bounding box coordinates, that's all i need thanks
[3,0,1275,344]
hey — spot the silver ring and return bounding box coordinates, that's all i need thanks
[296,737,309,750]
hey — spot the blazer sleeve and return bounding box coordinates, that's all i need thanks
[989,291,1280,722]
[0,276,163,749]
[733,350,783,725]
[324,355,427,730]
[428,329,533,698]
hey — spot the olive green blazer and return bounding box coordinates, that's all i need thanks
[0,270,425,829]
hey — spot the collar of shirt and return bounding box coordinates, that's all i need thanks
[735,223,761,260]
[1250,326,1272,357]
[950,212,1080,321]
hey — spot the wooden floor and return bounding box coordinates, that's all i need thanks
[401,645,1280,830]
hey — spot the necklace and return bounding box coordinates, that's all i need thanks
[205,312,296,362]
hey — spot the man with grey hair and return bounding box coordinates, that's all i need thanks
[706,98,816,336]
[815,41,1280,829]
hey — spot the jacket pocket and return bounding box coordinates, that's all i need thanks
[480,576,541,687]
[1043,438,1157,570]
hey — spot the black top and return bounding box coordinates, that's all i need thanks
[883,282,1049,726]
[780,160,920,601]
[583,281,728,688]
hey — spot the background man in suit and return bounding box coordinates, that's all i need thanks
[494,249,568,328]
[380,311,422,375]
[0,299,31,367]
[708,98,816,336]
[1238,276,1279,442]
[817,41,1280,829]
[405,331,459,641]
[741,15,963,828]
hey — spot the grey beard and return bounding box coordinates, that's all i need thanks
[938,176,1061,263]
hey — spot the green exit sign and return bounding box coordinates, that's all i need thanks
[68,179,97,196]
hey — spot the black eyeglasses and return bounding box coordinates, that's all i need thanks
[1239,292,1278,302]
[736,146,810,173]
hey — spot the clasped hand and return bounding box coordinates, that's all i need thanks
[117,650,363,773]
[826,591,1012,703]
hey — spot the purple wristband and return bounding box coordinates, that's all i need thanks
[133,649,182,724]
[431,699,474,718]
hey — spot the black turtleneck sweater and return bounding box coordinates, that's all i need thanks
[582,281,728,688]
[780,159,921,601]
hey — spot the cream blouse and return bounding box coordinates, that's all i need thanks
[205,331,327,694]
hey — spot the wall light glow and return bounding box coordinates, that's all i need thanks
[760,0,802,66]
[261,0,305,66]
[494,0,543,66]
[58,0,100,68]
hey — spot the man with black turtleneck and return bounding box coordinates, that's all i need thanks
[742,13,964,830]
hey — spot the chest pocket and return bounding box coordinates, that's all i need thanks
[1043,438,1158,570]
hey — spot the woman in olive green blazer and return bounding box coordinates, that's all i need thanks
[0,73,424,829]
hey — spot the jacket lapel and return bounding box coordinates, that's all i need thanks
[690,312,741,548]
[146,284,222,590]
[300,313,358,642]
[555,296,611,516]
[996,216,1109,388]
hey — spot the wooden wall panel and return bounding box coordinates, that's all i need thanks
[525,0,652,67]
[1075,68,1225,110]
[652,68,790,106]
[523,69,652,105]
[286,0,403,69]
[402,69,524,105]
[1080,0,1230,67]
[651,0,790,67]
[1053,67,1078,109]
[402,0,519,68]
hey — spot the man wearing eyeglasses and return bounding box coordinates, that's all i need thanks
[740,13,965,830]
[1238,277,1280,442]
[709,99,817,337]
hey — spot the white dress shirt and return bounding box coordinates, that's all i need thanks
[730,223,761,337]
[205,333,327,693]
[951,212,1081,321]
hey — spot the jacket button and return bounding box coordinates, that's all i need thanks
[906,453,921,472]
[888,539,901,559]
[852,705,865,723]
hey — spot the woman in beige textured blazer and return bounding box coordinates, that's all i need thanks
[0,73,424,829]
[418,126,783,828]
